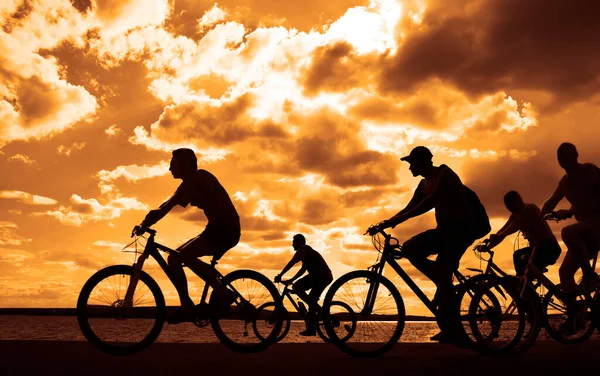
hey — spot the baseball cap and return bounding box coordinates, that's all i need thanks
[400,146,433,163]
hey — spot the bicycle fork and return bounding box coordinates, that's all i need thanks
[123,252,150,308]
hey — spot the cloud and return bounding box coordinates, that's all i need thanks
[57,141,86,156]
[7,153,37,167]
[104,124,121,136]
[0,1,98,146]
[0,222,31,246]
[96,160,170,194]
[380,0,600,108]
[35,194,148,226]
[294,108,400,187]
[0,190,58,205]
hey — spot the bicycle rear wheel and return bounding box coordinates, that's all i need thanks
[543,289,595,344]
[77,265,166,356]
[316,301,357,343]
[322,271,405,358]
[210,270,283,353]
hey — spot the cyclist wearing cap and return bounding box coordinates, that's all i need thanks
[488,191,561,276]
[539,143,600,296]
[275,234,333,336]
[137,148,241,324]
[376,146,477,342]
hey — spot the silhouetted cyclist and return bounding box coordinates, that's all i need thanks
[374,146,486,343]
[539,143,600,333]
[275,234,333,336]
[136,148,241,324]
[488,191,561,276]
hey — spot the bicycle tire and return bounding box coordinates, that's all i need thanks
[210,270,283,353]
[316,301,357,343]
[77,265,166,356]
[466,275,527,353]
[252,303,291,342]
[322,270,405,358]
[543,289,596,344]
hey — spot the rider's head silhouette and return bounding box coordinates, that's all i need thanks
[503,190,524,213]
[170,148,198,180]
[292,234,306,250]
[401,146,433,177]
[557,142,579,171]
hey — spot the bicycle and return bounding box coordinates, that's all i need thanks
[321,224,528,358]
[514,212,599,345]
[252,280,357,343]
[76,226,283,356]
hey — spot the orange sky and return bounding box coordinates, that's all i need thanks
[1,0,599,314]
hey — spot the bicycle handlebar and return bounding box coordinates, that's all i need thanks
[131,225,156,238]
[543,211,573,222]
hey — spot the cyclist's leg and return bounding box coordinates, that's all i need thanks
[167,236,199,309]
[532,238,561,272]
[561,221,599,281]
[402,229,440,282]
[292,275,314,308]
[513,247,532,276]
[559,249,579,294]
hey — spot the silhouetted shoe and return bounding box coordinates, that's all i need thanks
[299,328,317,337]
[429,331,454,343]
[167,307,194,325]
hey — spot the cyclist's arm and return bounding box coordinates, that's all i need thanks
[390,183,424,221]
[279,248,305,277]
[288,266,307,283]
[488,215,516,248]
[142,196,179,227]
[540,181,566,217]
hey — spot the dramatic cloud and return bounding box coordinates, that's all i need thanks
[380,0,600,108]
[96,160,170,194]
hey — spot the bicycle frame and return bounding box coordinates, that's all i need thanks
[122,229,225,308]
[364,230,440,316]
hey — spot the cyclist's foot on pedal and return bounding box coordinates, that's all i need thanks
[299,328,317,337]
[580,273,600,291]
[167,307,195,325]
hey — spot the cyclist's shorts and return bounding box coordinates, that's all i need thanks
[185,221,240,260]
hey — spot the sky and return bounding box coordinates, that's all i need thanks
[1,0,599,314]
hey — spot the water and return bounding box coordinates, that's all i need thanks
[0,316,593,343]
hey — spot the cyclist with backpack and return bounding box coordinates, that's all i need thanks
[488,191,561,275]
[375,146,490,342]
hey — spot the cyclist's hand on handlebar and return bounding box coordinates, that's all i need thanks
[131,225,145,237]
[555,209,573,220]
[274,274,282,283]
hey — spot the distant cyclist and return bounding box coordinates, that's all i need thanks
[539,143,600,333]
[488,191,561,276]
[275,234,333,336]
[374,146,488,342]
[135,148,241,324]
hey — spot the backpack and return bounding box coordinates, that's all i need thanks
[464,185,491,239]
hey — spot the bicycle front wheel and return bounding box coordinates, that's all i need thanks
[210,270,283,353]
[316,301,357,343]
[76,265,166,356]
[252,303,290,343]
[322,271,405,358]
[467,276,526,353]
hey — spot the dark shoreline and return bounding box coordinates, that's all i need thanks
[0,308,437,321]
